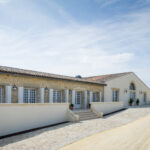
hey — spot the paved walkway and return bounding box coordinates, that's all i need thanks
[59,114,150,150]
[0,107,150,150]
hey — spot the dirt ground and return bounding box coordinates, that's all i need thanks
[59,114,150,150]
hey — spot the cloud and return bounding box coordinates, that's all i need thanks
[0,23,136,76]
[0,0,150,86]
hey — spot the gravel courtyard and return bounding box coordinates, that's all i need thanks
[0,107,150,150]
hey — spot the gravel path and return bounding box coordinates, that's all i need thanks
[59,114,150,150]
[0,107,150,150]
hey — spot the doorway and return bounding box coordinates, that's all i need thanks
[74,91,81,109]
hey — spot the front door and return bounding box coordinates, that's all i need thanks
[130,92,136,105]
[75,91,81,109]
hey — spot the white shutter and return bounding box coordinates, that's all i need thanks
[40,88,44,103]
[18,87,24,103]
[49,89,53,103]
[65,89,69,103]
[5,85,11,103]
[72,90,75,105]
[84,91,87,108]
[89,91,93,103]
[99,91,102,102]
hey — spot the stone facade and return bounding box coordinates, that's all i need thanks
[0,73,104,109]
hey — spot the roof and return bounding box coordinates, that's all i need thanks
[0,65,106,86]
[84,72,133,82]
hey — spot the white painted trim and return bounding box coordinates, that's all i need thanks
[72,90,75,105]
[89,91,93,103]
[65,89,69,103]
[84,90,87,108]
[49,89,53,103]
[0,87,2,103]
[18,87,24,103]
[5,85,11,103]
[40,88,44,103]
[99,91,102,102]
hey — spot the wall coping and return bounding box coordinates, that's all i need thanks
[0,103,69,107]
[91,102,123,104]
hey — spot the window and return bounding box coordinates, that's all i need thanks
[112,90,119,101]
[75,91,81,105]
[24,89,36,103]
[53,90,62,103]
[144,93,147,103]
[0,88,1,103]
[130,83,136,101]
[93,93,97,102]
[130,83,135,90]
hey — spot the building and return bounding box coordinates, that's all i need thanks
[1,66,149,137]
[85,72,150,107]
[0,66,105,109]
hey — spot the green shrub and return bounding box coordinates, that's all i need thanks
[136,99,140,105]
[70,103,74,107]
[129,98,133,104]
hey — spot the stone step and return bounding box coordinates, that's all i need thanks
[74,112,96,115]
[79,115,98,119]
[79,116,99,121]
[73,109,99,121]
[79,114,98,117]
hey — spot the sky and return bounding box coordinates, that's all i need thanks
[0,0,150,86]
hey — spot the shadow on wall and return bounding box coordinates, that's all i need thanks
[0,121,73,147]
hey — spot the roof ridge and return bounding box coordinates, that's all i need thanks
[0,65,75,79]
[0,65,106,86]
[84,72,133,79]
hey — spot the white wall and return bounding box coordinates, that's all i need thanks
[0,103,69,137]
[104,73,150,107]
[148,91,150,104]
[91,102,124,115]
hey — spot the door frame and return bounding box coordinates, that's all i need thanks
[74,91,82,109]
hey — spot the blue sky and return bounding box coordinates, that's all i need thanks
[0,0,150,86]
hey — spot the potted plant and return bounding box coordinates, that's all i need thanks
[136,99,140,106]
[129,98,133,106]
[70,104,74,110]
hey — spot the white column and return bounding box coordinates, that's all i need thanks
[89,91,93,103]
[40,88,44,103]
[18,87,24,103]
[99,91,102,102]
[5,85,11,103]
[65,89,69,103]
[49,88,53,103]
[72,90,75,105]
[84,90,87,108]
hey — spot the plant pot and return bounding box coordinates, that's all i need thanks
[70,106,74,110]
[89,104,91,108]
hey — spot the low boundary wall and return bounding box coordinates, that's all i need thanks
[91,102,124,115]
[0,103,69,137]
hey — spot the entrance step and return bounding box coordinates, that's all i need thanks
[73,109,99,121]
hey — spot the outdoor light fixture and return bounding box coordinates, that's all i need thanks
[12,84,17,90]
[45,87,48,92]
[124,89,128,93]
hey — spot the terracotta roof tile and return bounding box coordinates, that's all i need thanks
[84,72,133,82]
[0,65,106,86]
